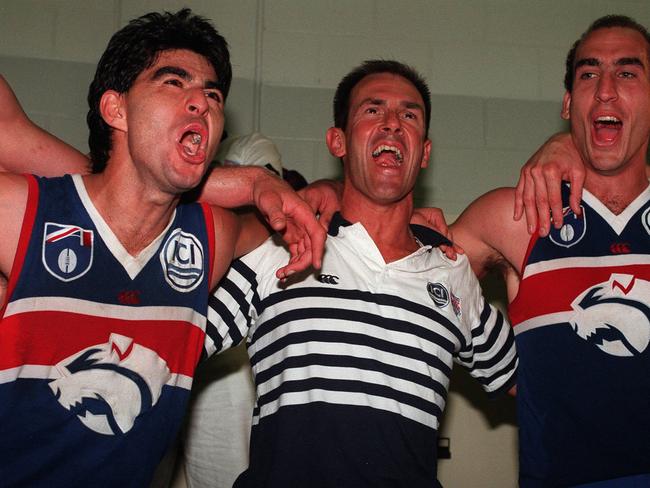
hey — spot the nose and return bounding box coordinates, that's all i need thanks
[381,110,402,133]
[186,88,208,115]
[595,72,618,103]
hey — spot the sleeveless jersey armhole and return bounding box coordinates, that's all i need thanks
[2,174,39,313]
[200,202,215,289]
[507,231,539,323]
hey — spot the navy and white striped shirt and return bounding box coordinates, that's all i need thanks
[206,214,517,487]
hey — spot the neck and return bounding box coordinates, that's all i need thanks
[584,163,649,215]
[83,159,180,255]
[340,190,418,263]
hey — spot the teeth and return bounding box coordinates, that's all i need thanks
[596,116,621,123]
[372,144,403,161]
[180,131,203,157]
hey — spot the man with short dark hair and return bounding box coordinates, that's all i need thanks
[210,60,517,487]
[453,15,650,486]
[0,9,324,487]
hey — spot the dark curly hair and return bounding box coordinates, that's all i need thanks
[564,15,650,92]
[86,8,231,172]
[333,60,431,135]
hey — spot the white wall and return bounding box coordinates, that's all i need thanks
[2,1,649,486]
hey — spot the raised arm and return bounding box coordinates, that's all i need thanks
[0,75,90,176]
[201,166,327,287]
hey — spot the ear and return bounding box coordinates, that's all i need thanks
[420,139,432,168]
[99,90,127,132]
[561,91,571,120]
[326,127,346,158]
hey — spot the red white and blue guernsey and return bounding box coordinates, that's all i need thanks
[0,174,214,488]
[509,183,650,487]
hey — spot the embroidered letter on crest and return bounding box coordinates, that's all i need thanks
[160,228,204,292]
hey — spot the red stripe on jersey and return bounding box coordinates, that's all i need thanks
[2,175,39,315]
[509,263,650,325]
[0,311,205,376]
[201,202,215,289]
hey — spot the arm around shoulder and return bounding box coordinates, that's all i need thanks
[0,75,89,176]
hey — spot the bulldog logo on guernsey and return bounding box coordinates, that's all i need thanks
[570,274,650,357]
[42,222,94,281]
[49,333,171,435]
[160,228,204,292]
[549,206,585,248]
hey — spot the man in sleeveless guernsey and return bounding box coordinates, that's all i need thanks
[207,60,518,487]
[0,10,325,488]
[451,15,650,486]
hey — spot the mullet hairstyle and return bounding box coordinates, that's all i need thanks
[86,8,231,172]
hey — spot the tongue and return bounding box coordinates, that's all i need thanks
[374,151,400,166]
[594,124,620,144]
[180,132,199,156]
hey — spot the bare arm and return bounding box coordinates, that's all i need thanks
[451,188,529,302]
[0,75,90,176]
[201,166,327,285]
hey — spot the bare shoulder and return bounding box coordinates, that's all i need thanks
[0,172,30,211]
[207,205,245,289]
[451,187,530,277]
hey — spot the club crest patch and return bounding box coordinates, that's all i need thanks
[549,206,585,248]
[160,228,204,292]
[42,222,94,282]
[642,207,650,236]
[428,282,449,307]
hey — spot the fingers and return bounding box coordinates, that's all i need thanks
[515,132,584,235]
[521,168,539,235]
[258,190,288,231]
[428,208,450,238]
[450,231,465,255]
[547,174,564,231]
[306,220,326,270]
[317,206,336,231]
[438,244,456,260]
[513,166,527,222]
[298,183,340,232]
[567,167,585,217]
[411,207,450,236]
[276,238,311,280]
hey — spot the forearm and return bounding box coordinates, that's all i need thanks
[200,165,280,208]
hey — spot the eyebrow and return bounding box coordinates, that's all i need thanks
[360,97,424,112]
[616,57,645,69]
[152,66,220,90]
[575,57,645,70]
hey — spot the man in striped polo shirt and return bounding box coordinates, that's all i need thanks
[207,60,518,487]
